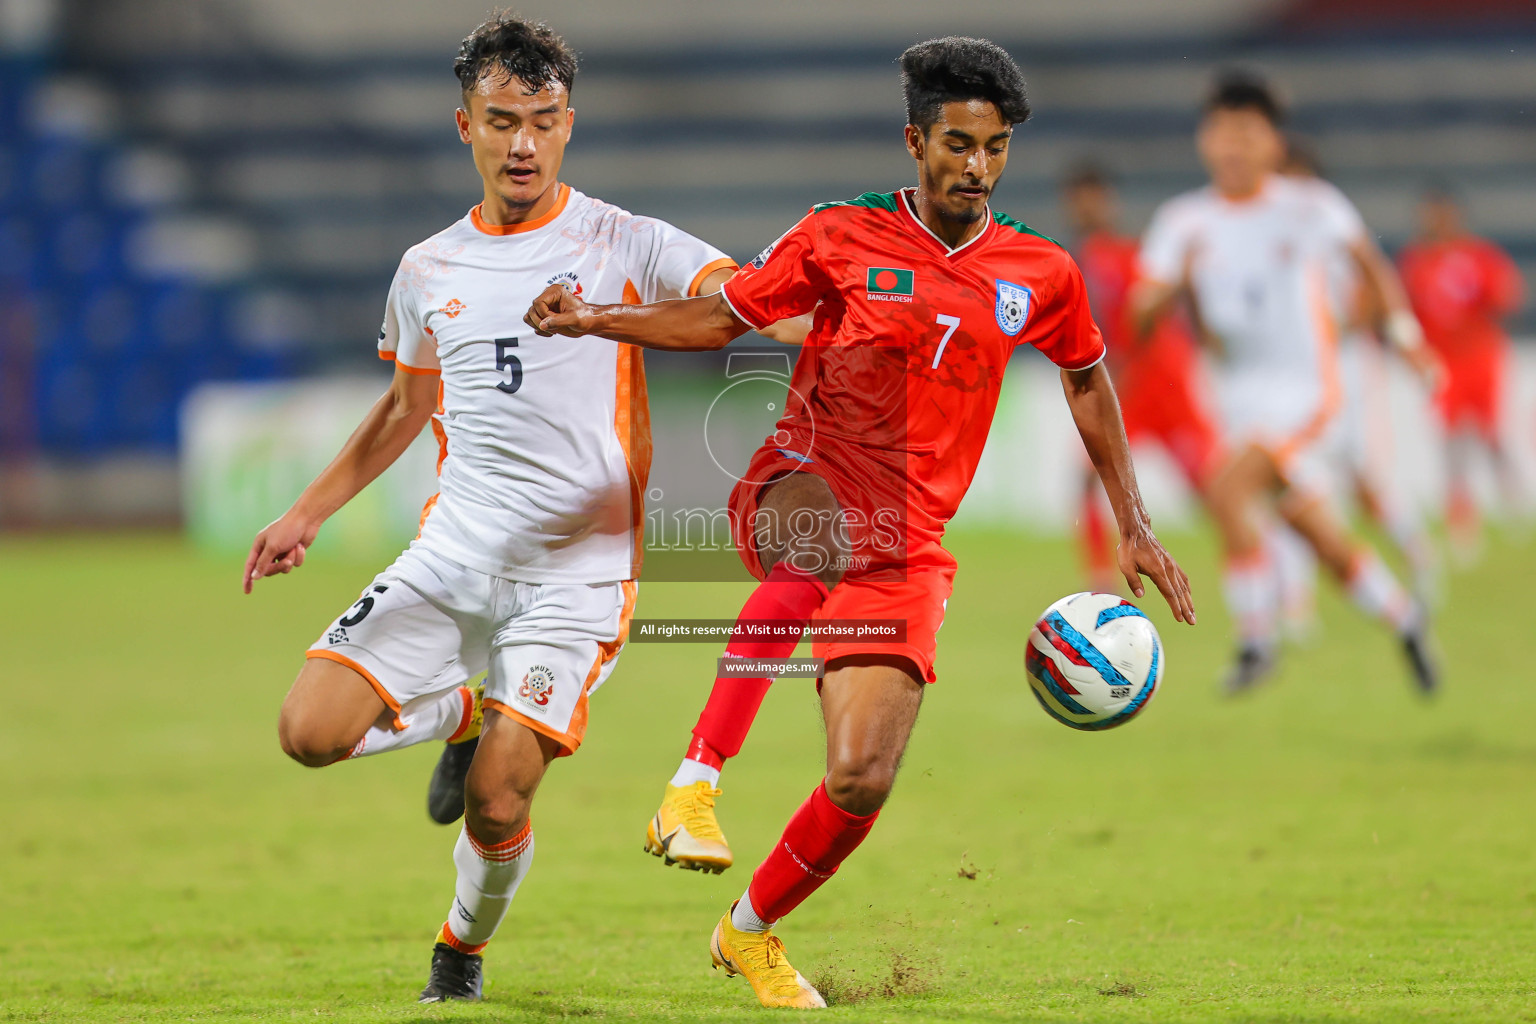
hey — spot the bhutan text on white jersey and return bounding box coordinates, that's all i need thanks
[1139,175,1367,379]
[378,185,735,584]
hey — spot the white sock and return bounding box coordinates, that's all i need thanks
[442,823,535,952]
[1346,552,1420,634]
[1223,553,1279,650]
[730,890,771,934]
[670,757,721,788]
[1383,505,1437,579]
[1268,527,1317,625]
[344,685,472,760]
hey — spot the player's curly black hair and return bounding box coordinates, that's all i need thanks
[1205,69,1285,126]
[454,11,578,98]
[900,37,1031,133]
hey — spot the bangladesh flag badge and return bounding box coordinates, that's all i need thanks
[866,267,914,302]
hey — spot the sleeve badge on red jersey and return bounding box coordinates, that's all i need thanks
[750,230,790,269]
[995,279,1032,337]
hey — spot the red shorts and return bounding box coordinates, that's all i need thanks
[1118,367,1224,487]
[727,445,954,684]
[1436,350,1505,441]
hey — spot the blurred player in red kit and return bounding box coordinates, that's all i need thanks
[1060,162,1222,591]
[1398,186,1526,558]
[525,37,1194,1008]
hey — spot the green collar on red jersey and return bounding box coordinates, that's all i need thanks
[810,192,1062,251]
[992,210,1062,248]
[811,191,900,213]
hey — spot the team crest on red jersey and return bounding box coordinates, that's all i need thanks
[516,664,555,712]
[995,279,1032,336]
[749,231,789,270]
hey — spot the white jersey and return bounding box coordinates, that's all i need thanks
[379,185,735,584]
[1139,174,1366,381]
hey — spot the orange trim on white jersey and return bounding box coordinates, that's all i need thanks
[379,351,440,375]
[303,649,406,730]
[414,493,439,541]
[1267,267,1344,474]
[687,257,739,298]
[431,380,448,473]
[415,380,448,539]
[616,281,652,578]
[469,184,571,236]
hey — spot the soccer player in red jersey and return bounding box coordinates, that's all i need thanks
[525,38,1194,1007]
[1060,162,1222,591]
[1398,186,1526,558]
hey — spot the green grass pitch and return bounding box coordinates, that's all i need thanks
[2,528,1534,1022]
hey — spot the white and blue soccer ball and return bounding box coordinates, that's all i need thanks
[1025,592,1163,731]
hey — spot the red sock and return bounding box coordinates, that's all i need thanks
[688,563,828,767]
[747,780,878,923]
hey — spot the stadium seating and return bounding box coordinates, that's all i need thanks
[0,57,289,459]
[4,24,1534,456]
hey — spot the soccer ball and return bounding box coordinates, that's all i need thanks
[1025,592,1164,731]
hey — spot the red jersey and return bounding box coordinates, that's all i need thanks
[1399,235,1523,364]
[722,188,1104,571]
[1074,230,1200,397]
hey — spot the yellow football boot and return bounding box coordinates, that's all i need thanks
[453,682,484,743]
[644,781,733,873]
[711,905,826,1009]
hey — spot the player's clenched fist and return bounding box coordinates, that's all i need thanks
[525,284,595,337]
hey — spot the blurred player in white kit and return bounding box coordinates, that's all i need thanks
[238,13,774,1004]
[1277,138,1441,620]
[1135,72,1441,696]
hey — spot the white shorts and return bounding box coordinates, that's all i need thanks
[1216,368,1339,499]
[1329,335,1394,488]
[306,544,636,755]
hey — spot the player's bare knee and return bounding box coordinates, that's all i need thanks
[277,719,346,768]
[824,758,898,817]
[782,525,849,589]
[464,788,531,843]
[756,473,848,587]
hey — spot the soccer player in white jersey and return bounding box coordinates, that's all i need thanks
[241,16,745,1002]
[1280,138,1440,611]
[1134,72,1440,695]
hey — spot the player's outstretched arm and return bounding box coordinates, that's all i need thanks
[524,285,750,351]
[1128,277,1181,339]
[242,367,438,593]
[1350,237,1440,385]
[1061,362,1197,624]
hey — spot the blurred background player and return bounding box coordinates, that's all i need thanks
[1134,71,1438,696]
[1278,137,1441,617]
[240,14,744,1004]
[1059,161,1223,593]
[526,36,1195,1008]
[1399,184,1527,561]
